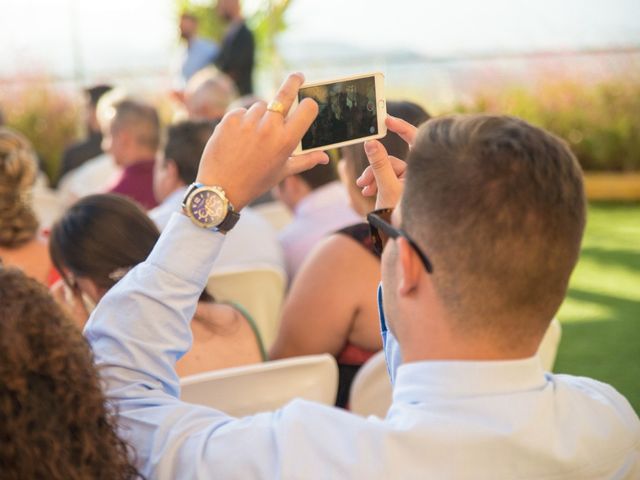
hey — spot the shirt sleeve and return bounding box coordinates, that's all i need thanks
[84,212,386,479]
[84,213,281,479]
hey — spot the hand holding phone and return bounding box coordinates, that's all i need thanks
[292,72,387,154]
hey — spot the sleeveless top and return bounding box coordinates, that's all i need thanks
[227,301,268,362]
[333,223,381,408]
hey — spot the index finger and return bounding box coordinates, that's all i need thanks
[266,72,305,119]
[386,115,418,146]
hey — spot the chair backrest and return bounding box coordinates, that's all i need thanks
[207,267,286,349]
[349,318,564,418]
[348,350,390,418]
[180,354,338,416]
[251,200,293,232]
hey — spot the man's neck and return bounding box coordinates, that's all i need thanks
[393,302,541,363]
[118,155,155,168]
[398,321,541,363]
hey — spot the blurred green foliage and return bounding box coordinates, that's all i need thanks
[175,0,293,69]
[556,202,640,412]
[454,75,640,171]
[0,81,80,185]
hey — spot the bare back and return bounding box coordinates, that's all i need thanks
[0,237,53,285]
[176,302,264,377]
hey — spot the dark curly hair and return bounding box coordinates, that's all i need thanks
[0,267,141,479]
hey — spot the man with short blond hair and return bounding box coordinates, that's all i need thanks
[104,99,160,209]
[183,67,238,121]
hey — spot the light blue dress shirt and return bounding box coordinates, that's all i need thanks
[182,38,219,82]
[86,213,640,479]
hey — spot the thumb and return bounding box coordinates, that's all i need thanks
[364,140,396,186]
[364,140,404,209]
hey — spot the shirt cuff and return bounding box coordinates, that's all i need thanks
[147,212,225,286]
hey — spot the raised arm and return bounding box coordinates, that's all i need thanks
[85,73,329,477]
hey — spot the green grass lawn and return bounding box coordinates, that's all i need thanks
[555,202,640,413]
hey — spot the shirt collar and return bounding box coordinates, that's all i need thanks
[393,356,549,401]
[377,283,550,400]
[165,186,187,206]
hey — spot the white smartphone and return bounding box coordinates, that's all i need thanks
[292,72,387,155]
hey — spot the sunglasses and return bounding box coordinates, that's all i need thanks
[367,208,434,273]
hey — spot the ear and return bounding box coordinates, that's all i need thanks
[291,175,312,196]
[396,237,422,296]
[166,159,180,181]
[281,176,295,191]
[119,130,134,149]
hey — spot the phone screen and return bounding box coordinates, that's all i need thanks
[299,75,378,150]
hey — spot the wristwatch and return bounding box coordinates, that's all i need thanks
[181,183,240,233]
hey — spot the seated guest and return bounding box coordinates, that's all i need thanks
[151,119,284,276]
[274,162,360,279]
[84,74,639,478]
[59,84,112,179]
[0,267,140,479]
[0,127,54,285]
[56,89,123,207]
[271,101,430,407]
[183,67,238,121]
[49,194,266,376]
[103,99,160,209]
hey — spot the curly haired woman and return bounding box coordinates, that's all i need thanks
[0,266,141,479]
[0,127,54,284]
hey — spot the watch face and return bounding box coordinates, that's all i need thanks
[190,189,226,226]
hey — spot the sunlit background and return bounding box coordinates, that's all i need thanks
[1,0,639,411]
[2,0,640,99]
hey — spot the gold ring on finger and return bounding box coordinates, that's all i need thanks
[266,99,285,115]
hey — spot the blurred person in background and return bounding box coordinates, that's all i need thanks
[49,194,266,377]
[151,119,284,277]
[274,161,360,280]
[103,99,160,210]
[215,0,255,95]
[228,94,263,111]
[179,12,219,84]
[59,84,112,179]
[0,127,55,285]
[271,101,430,406]
[183,66,238,121]
[0,267,141,480]
[56,88,124,207]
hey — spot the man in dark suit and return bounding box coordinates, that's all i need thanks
[59,84,112,180]
[215,0,255,95]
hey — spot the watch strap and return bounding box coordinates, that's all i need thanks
[216,209,241,233]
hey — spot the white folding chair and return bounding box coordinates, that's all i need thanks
[251,200,293,232]
[206,267,286,349]
[348,350,391,419]
[349,319,564,418]
[180,354,338,416]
